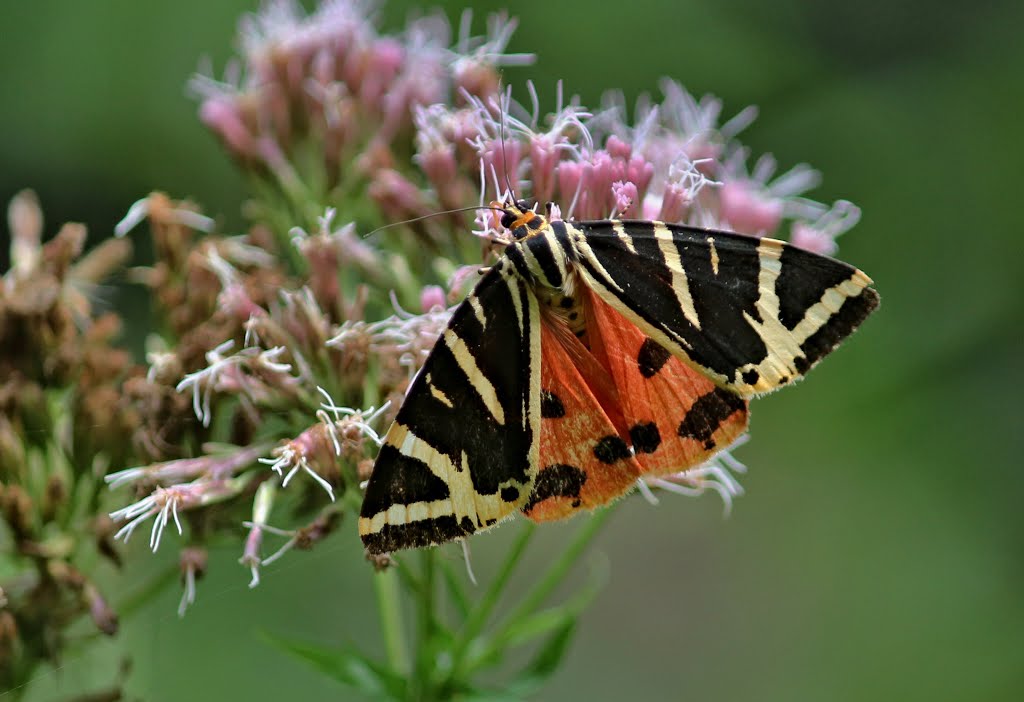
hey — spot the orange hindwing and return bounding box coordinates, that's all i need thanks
[522,318,641,522]
[584,285,750,479]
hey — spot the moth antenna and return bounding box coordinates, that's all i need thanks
[498,82,516,203]
[362,205,504,239]
[487,163,504,204]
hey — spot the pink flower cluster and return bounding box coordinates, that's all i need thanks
[190,0,531,190]
[418,81,859,255]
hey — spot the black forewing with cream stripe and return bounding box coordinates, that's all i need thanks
[359,261,540,554]
[570,220,879,397]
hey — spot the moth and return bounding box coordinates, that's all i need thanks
[359,199,878,554]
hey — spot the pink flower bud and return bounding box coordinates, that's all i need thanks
[359,38,405,109]
[612,181,640,217]
[480,138,522,198]
[368,169,432,222]
[719,180,783,235]
[556,161,584,212]
[219,283,265,322]
[529,137,562,205]
[606,135,632,160]
[454,59,500,102]
[419,285,446,312]
[418,145,461,209]
[311,48,336,86]
[626,155,655,197]
[641,192,662,222]
[790,222,839,256]
[198,97,257,160]
[657,181,694,224]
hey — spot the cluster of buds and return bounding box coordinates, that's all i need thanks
[415,81,859,255]
[190,0,532,234]
[108,192,416,610]
[0,191,133,686]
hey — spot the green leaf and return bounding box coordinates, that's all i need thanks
[506,619,578,697]
[262,632,407,699]
[438,559,472,621]
[498,511,611,630]
[491,555,606,653]
[493,607,579,651]
[454,523,535,659]
[463,606,581,677]
[459,690,530,702]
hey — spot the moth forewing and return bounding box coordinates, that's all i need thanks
[569,220,879,397]
[359,261,541,554]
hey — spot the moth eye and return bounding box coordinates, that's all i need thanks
[500,211,516,229]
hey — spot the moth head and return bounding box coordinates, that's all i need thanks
[492,198,547,240]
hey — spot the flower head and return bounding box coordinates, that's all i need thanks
[109,478,245,551]
[190,0,535,197]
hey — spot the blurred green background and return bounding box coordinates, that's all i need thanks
[2,0,1022,700]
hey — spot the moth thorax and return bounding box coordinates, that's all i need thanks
[514,227,574,288]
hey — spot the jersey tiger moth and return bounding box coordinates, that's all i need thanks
[358,199,878,554]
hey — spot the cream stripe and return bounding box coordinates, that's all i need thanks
[469,295,487,328]
[428,383,454,408]
[654,223,702,330]
[734,240,872,394]
[735,239,803,390]
[577,265,696,355]
[754,238,785,321]
[443,328,506,425]
[358,421,523,536]
[612,220,638,254]
[504,269,526,338]
[524,240,557,286]
[359,497,459,535]
[519,236,565,288]
[791,274,870,343]
[548,230,568,284]
[570,227,624,293]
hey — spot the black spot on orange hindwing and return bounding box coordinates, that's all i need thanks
[629,422,661,454]
[677,389,746,450]
[540,390,566,418]
[524,464,587,512]
[637,338,672,378]
[593,435,631,464]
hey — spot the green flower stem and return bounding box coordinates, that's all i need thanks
[438,559,471,620]
[373,567,410,675]
[410,549,438,700]
[498,509,613,634]
[449,523,535,674]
